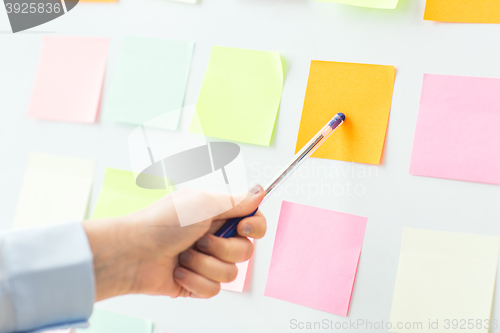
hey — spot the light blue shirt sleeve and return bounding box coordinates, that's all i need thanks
[0,221,95,333]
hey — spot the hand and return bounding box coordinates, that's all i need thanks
[83,185,266,301]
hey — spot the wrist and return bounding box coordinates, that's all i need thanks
[82,216,139,301]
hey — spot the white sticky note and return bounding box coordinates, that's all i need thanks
[13,152,95,229]
[389,228,500,333]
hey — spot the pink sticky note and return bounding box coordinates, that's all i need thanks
[221,238,253,292]
[28,36,109,123]
[264,201,367,316]
[410,74,500,185]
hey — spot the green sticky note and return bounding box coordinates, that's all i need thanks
[191,46,284,146]
[92,168,169,219]
[76,308,152,333]
[104,37,194,130]
[315,0,399,9]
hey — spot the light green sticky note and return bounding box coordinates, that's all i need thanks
[92,168,169,219]
[191,46,283,146]
[104,37,194,130]
[315,0,399,9]
[76,308,152,333]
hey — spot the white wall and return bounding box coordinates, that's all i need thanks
[1,0,500,332]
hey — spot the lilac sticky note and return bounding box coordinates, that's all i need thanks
[410,74,500,185]
[28,36,109,123]
[264,201,367,316]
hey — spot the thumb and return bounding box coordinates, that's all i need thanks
[217,184,265,220]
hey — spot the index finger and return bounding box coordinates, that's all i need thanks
[236,210,266,239]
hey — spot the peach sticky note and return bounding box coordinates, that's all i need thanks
[221,239,253,292]
[424,0,500,24]
[28,36,109,123]
[389,229,499,333]
[264,201,367,316]
[295,61,395,165]
[410,74,500,185]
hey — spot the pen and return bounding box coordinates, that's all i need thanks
[214,112,345,238]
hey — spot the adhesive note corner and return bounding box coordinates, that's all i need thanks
[389,228,499,333]
[424,0,500,23]
[295,60,395,165]
[191,46,283,146]
[92,168,169,219]
[13,152,95,229]
[104,37,194,129]
[264,201,367,316]
[28,36,109,123]
[410,74,500,185]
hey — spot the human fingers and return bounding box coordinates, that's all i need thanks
[179,249,238,283]
[173,267,221,298]
[196,234,253,263]
[216,184,265,221]
[236,210,266,239]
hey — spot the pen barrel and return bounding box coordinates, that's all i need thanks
[264,114,343,198]
[214,209,258,238]
[214,113,343,238]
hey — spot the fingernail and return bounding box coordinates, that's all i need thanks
[249,185,261,195]
[242,224,253,235]
[197,236,210,249]
[179,251,192,264]
[174,269,186,280]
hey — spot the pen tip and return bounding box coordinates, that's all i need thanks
[337,113,346,121]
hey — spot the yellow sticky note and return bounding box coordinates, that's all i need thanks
[424,0,500,23]
[92,168,169,219]
[295,61,395,165]
[191,46,283,146]
[389,229,499,333]
[13,152,95,229]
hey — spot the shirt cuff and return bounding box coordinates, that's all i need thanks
[0,221,95,332]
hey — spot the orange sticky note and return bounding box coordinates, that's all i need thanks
[295,61,395,165]
[424,0,500,23]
